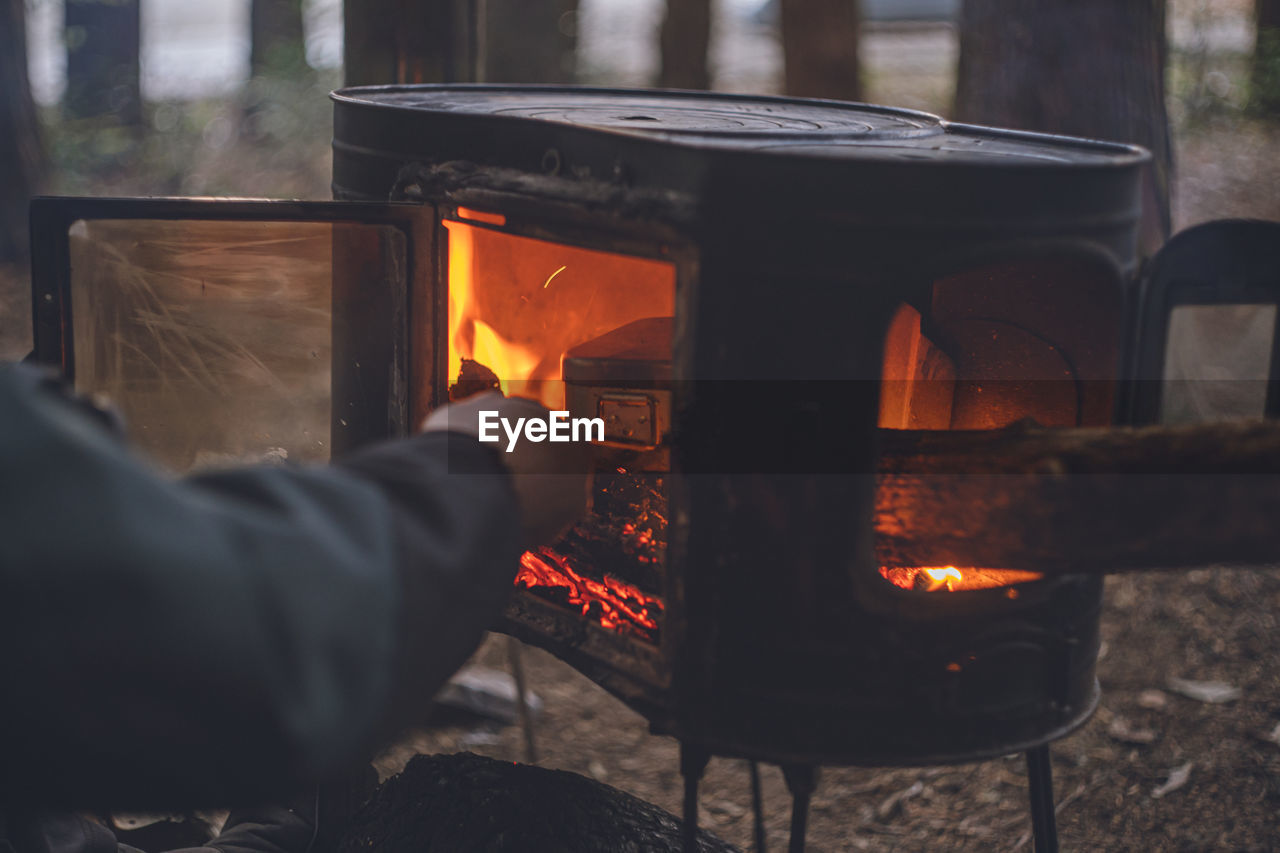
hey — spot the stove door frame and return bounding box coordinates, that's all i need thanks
[1128,218,1280,426]
[28,196,433,456]
[420,190,699,716]
[29,191,700,719]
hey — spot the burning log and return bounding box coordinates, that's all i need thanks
[876,419,1280,573]
[448,358,501,401]
[513,467,668,639]
[516,547,663,641]
[878,565,1043,591]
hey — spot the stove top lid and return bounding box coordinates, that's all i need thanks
[332,85,1146,166]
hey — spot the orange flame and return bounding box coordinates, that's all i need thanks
[879,565,1043,592]
[516,547,663,639]
[924,566,963,590]
[443,218,676,410]
[446,220,558,407]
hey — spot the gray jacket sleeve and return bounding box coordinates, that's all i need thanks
[0,365,521,808]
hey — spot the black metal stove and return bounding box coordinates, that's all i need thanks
[329,86,1137,780]
[28,86,1280,852]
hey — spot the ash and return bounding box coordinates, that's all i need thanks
[557,467,667,594]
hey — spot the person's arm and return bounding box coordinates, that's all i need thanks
[0,365,523,808]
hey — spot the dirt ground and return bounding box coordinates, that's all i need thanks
[3,6,1279,849]
[384,566,1280,852]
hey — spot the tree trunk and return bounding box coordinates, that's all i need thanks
[344,0,482,87]
[0,0,43,263]
[780,0,861,101]
[1252,0,1280,116]
[251,0,307,77]
[953,0,1171,253]
[658,0,712,90]
[485,0,578,83]
[64,0,141,124]
[875,420,1280,573]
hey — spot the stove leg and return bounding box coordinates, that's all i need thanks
[506,637,537,764]
[680,744,711,853]
[1025,745,1059,853]
[781,764,818,853]
[748,761,767,853]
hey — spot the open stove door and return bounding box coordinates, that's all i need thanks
[28,197,434,471]
[1129,219,1280,427]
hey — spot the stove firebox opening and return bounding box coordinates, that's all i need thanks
[876,254,1125,593]
[442,213,677,644]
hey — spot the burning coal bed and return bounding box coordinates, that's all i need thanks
[452,360,666,643]
[517,468,667,643]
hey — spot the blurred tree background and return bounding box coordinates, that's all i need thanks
[1253,0,1280,112]
[1,4,1280,847]
[1,0,44,266]
[2,0,1280,359]
[953,0,1172,252]
[64,0,141,125]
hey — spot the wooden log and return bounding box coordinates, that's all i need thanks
[339,752,740,852]
[874,420,1280,573]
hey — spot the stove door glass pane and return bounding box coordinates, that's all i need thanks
[1160,304,1277,425]
[64,217,404,472]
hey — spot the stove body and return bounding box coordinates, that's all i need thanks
[328,87,1142,766]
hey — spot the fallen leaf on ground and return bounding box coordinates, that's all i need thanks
[1108,717,1158,744]
[876,780,924,821]
[1166,677,1242,704]
[1151,762,1194,799]
[705,800,747,818]
[1137,689,1169,710]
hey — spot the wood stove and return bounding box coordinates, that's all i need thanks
[28,86,1280,852]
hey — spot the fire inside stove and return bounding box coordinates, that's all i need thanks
[875,258,1125,592]
[516,548,663,641]
[878,566,1043,592]
[443,211,675,640]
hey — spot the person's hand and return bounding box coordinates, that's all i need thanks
[423,392,591,548]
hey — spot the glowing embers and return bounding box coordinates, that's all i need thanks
[443,217,675,640]
[579,467,667,568]
[513,467,667,641]
[879,566,1043,592]
[516,547,664,641]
